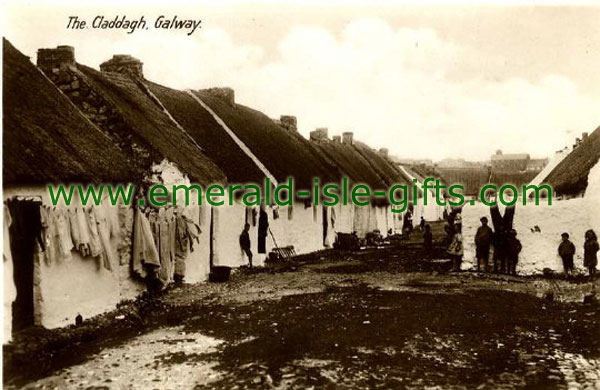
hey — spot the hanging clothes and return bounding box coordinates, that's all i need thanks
[69,209,81,251]
[174,212,188,278]
[75,207,91,256]
[132,208,160,278]
[40,206,57,265]
[173,208,193,278]
[86,206,103,258]
[157,208,175,284]
[55,208,73,261]
[94,206,115,271]
[258,208,269,254]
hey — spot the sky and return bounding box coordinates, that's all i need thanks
[3,1,600,161]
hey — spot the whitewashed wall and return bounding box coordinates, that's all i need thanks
[461,197,594,275]
[584,161,600,235]
[3,160,213,336]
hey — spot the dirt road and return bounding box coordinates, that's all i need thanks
[4,244,600,389]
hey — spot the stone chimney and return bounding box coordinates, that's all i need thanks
[378,148,389,157]
[342,132,354,145]
[100,54,144,78]
[582,132,589,141]
[280,115,297,132]
[37,45,75,72]
[310,128,328,142]
[199,87,235,107]
[332,135,341,143]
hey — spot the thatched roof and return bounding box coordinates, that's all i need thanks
[307,139,413,204]
[143,82,266,184]
[73,65,226,186]
[353,141,413,188]
[188,90,338,189]
[3,39,141,185]
[544,126,600,196]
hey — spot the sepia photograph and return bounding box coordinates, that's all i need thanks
[1,0,599,388]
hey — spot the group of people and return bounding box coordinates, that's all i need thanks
[433,208,523,274]
[558,230,599,277]
[473,216,522,275]
[428,208,599,277]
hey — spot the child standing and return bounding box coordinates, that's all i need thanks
[584,229,599,277]
[506,229,522,276]
[447,224,463,272]
[558,232,576,277]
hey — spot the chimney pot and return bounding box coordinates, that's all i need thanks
[280,115,297,132]
[37,45,75,71]
[342,131,354,145]
[99,54,144,78]
[310,128,328,142]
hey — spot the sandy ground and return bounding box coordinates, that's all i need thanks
[4,234,600,389]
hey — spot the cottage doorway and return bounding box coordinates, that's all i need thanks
[6,198,41,333]
[257,207,269,254]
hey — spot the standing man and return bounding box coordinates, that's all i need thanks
[239,223,253,268]
[475,217,493,272]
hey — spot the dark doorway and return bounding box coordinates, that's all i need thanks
[258,207,269,254]
[6,198,43,333]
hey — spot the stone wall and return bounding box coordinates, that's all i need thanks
[310,128,328,142]
[38,59,154,167]
[342,132,354,145]
[279,115,297,132]
[37,45,75,73]
[99,55,144,79]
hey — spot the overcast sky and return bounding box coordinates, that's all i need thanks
[4,1,600,161]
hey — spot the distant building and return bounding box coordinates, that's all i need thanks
[490,150,530,171]
[391,157,434,166]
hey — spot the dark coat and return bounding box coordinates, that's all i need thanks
[475,225,493,247]
[239,230,251,250]
[507,237,522,258]
[584,239,599,268]
[558,240,576,258]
